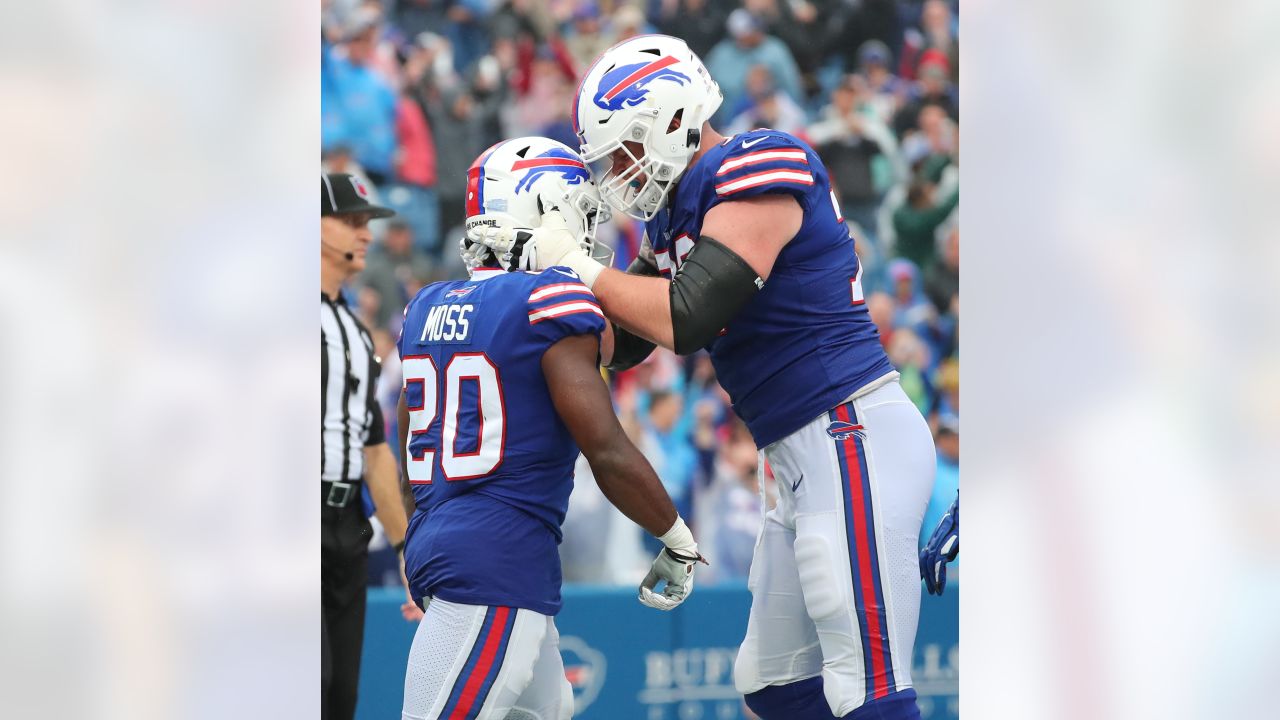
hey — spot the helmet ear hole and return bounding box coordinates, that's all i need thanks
[536,195,545,216]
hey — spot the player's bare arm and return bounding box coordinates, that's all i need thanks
[592,193,802,353]
[395,392,416,521]
[543,333,676,537]
[543,332,706,610]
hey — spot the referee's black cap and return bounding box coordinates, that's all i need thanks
[322,173,396,218]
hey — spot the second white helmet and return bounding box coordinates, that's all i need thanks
[460,136,610,273]
[573,35,722,221]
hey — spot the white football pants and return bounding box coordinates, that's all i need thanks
[402,598,572,720]
[733,377,936,717]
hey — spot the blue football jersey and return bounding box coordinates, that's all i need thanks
[645,129,895,447]
[396,266,606,615]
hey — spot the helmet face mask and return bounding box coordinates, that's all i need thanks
[582,114,684,222]
[574,35,723,221]
[460,137,611,273]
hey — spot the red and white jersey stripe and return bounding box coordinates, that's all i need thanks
[716,169,815,196]
[527,300,604,325]
[527,282,596,303]
[716,149,809,176]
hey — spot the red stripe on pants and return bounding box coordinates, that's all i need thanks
[449,606,511,719]
[835,404,890,699]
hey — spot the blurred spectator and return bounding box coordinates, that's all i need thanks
[379,92,441,258]
[322,14,399,183]
[920,414,959,551]
[357,220,435,331]
[442,0,493,75]
[743,0,824,91]
[887,258,935,337]
[887,328,932,413]
[900,100,956,170]
[899,0,957,82]
[706,9,802,126]
[514,46,575,137]
[857,40,906,127]
[923,226,958,316]
[696,418,765,583]
[851,221,889,297]
[808,73,898,242]
[470,54,509,143]
[892,169,958,269]
[892,52,957,137]
[393,0,448,43]
[639,390,698,522]
[932,358,959,420]
[866,290,895,348]
[829,0,903,74]
[564,3,613,71]
[725,64,807,136]
[654,0,730,59]
[610,4,650,44]
[426,87,494,243]
[538,84,581,150]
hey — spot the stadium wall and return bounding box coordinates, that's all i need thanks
[357,584,958,719]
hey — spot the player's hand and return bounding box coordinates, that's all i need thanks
[639,547,708,611]
[401,599,424,622]
[398,549,423,621]
[465,209,583,272]
[920,494,959,595]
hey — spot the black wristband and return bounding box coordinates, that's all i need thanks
[393,540,406,555]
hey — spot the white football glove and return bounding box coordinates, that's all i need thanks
[639,547,708,611]
[464,209,605,287]
[638,516,708,611]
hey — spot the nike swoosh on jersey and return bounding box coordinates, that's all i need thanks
[741,136,768,148]
[551,268,580,278]
[791,474,803,492]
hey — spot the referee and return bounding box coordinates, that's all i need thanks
[321,173,411,720]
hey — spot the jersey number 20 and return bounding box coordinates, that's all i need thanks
[402,353,505,484]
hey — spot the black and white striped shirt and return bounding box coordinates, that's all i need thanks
[321,292,385,483]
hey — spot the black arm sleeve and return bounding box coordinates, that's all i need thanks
[670,236,763,355]
[605,255,661,372]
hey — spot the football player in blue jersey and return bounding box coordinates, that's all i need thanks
[468,37,937,720]
[397,137,706,720]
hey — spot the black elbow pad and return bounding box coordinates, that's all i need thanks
[606,322,658,372]
[670,236,763,355]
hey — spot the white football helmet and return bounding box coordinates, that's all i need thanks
[460,136,611,273]
[573,35,722,221]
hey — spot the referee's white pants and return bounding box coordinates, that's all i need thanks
[402,598,572,720]
[733,378,936,717]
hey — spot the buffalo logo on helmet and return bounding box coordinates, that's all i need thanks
[558,636,606,714]
[592,56,690,112]
[825,421,865,441]
[510,148,589,194]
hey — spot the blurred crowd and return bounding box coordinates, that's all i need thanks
[323,0,959,588]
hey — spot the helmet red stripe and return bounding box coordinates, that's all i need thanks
[601,55,679,102]
[510,157,586,171]
[465,141,505,218]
